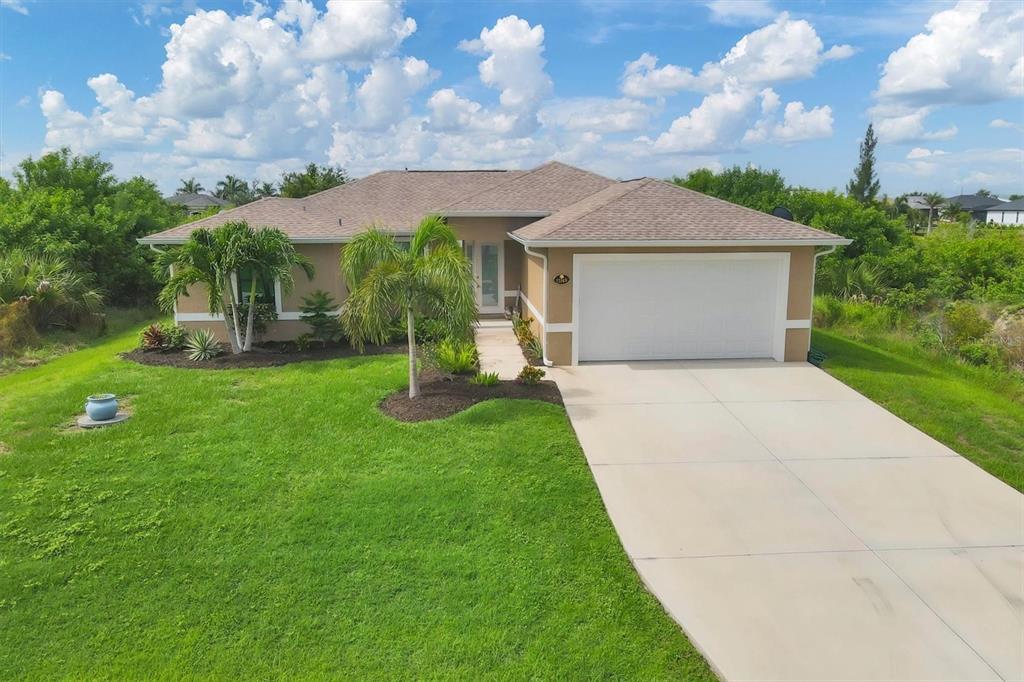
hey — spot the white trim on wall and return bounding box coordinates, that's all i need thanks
[503,290,519,298]
[177,312,225,322]
[570,251,791,365]
[785,319,812,329]
[508,234,851,249]
[519,292,545,326]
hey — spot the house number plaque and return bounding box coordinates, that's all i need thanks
[553,274,570,284]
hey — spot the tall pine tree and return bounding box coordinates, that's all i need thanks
[847,124,880,205]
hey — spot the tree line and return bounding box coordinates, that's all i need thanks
[177,163,348,206]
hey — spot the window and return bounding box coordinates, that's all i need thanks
[236,267,277,307]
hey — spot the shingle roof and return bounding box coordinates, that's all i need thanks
[440,161,615,213]
[142,163,847,245]
[988,198,1024,211]
[946,194,1005,211]
[165,192,229,208]
[511,178,847,243]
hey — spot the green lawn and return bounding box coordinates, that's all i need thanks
[814,329,1024,492]
[0,327,714,679]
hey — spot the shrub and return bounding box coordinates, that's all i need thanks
[185,328,222,361]
[415,317,452,344]
[299,290,342,345]
[511,311,534,344]
[943,302,992,348]
[0,300,39,355]
[434,338,478,374]
[295,333,314,351]
[523,336,544,362]
[957,340,1003,367]
[229,301,277,337]
[993,312,1024,370]
[0,249,103,329]
[470,371,500,387]
[812,295,844,328]
[516,364,545,385]
[140,322,186,351]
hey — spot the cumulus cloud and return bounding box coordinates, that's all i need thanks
[0,0,28,15]
[538,97,654,133]
[621,13,853,97]
[871,0,1024,143]
[355,57,435,130]
[744,94,833,144]
[297,0,416,65]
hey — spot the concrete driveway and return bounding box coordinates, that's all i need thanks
[551,360,1023,681]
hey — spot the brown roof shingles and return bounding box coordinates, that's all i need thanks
[511,178,848,243]
[141,164,847,245]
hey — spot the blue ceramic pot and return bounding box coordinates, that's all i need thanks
[85,394,118,421]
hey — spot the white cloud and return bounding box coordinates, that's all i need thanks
[0,52,11,61]
[880,147,1024,193]
[705,0,775,25]
[0,0,29,15]
[653,80,760,153]
[871,0,1024,143]
[538,97,654,133]
[355,57,435,130]
[298,0,416,65]
[458,15,552,134]
[744,98,833,144]
[906,147,948,159]
[991,118,1023,131]
[621,13,853,98]
[16,95,30,107]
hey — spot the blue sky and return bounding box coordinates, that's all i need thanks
[1,0,1021,196]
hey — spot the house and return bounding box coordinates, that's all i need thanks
[985,198,1024,225]
[165,192,231,215]
[945,193,1006,222]
[140,162,849,365]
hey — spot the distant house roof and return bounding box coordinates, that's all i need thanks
[904,195,931,211]
[165,192,230,209]
[141,162,848,246]
[987,198,1024,211]
[945,194,1005,211]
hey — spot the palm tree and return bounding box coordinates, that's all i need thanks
[0,249,103,328]
[254,181,278,198]
[214,175,249,205]
[923,193,945,233]
[156,221,314,353]
[235,225,314,351]
[341,216,477,398]
[177,178,204,194]
[157,223,246,353]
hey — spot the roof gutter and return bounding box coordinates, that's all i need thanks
[442,210,551,218]
[138,236,350,246]
[509,235,852,248]
[520,243,554,368]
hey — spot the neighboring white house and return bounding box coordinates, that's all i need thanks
[986,199,1024,225]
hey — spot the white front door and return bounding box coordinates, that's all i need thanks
[574,253,790,363]
[463,240,504,314]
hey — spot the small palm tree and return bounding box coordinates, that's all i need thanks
[177,178,204,194]
[215,175,249,205]
[923,193,945,233]
[0,249,103,328]
[235,225,314,351]
[157,223,246,353]
[254,181,278,198]
[341,216,477,398]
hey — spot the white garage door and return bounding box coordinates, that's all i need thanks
[576,253,788,362]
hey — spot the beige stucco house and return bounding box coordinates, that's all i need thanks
[140,162,850,365]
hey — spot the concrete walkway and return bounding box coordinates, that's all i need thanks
[475,320,527,380]
[551,360,1023,682]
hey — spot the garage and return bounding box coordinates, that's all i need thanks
[573,253,790,363]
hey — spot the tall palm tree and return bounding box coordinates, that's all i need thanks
[923,193,946,233]
[215,175,249,205]
[177,178,204,194]
[235,225,314,351]
[341,216,477,398]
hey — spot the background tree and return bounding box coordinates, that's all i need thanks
[0,148,177,305]
[976,188,994,198]
[178,178,204,194]
[846,124,881,205]
[214,175,254,205]
[341,216,476,398]
[254,181,278,198]
[280,163,349,198]
[1009,194,1024,201]
[923,193,946,233]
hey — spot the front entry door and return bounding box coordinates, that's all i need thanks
[463,240,504,314]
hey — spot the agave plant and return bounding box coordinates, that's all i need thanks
[185,328,222,361]
[0,249,103,328]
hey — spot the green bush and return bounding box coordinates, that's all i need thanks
[957,340,1003,367]
[0,300,39,355]
[0,249,103,329]
[470,371,500,387]
[299,290,342,345]
[434,339,478,374]
[943,302,992,348]
[185,328,222,361]
[523,336,544,362]
[516,364,545,385]
[140,322,186,351]
[812,296,844,328]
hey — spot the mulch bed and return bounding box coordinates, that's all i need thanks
[380,374,563,422]
[121,342,405,369]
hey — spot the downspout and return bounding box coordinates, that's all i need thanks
[521,243,554,367]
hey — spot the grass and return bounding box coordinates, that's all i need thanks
[814,329,1024,491]
[0,307,158,376]
[0,325,714,679]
